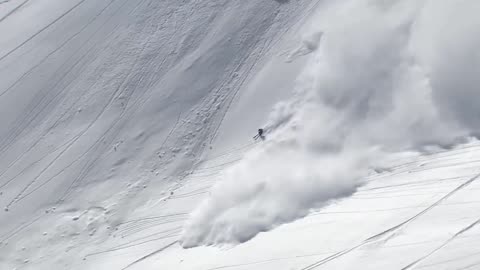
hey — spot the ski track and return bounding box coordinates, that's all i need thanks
[401,217,480,270]
[0,213,43,243]
[203,252,335,270]
[0,10,123,163]
[5,0,182,206]
[119,240,179,270]
[419,251,480,270]
[0,0,134,158]
[0,0,89,64]
[86,234,179,258]
[1,2,302,266]
[107,2,320,268]
[0,0,117,98]
[297,170,480,270]
[4,1,479,269]
[0,0,154,243]
[0,0,29,23]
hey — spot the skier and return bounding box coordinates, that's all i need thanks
[253,128,265,141]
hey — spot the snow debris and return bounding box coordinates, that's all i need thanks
[183,0,480,247]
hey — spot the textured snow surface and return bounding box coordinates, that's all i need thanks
[183,0,480,248]
[1,0,480,269]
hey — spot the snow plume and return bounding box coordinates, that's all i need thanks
[182,0,480,247]
[181,140,371,247]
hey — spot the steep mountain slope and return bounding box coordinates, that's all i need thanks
[146,141,480,270]
[2,1,480,270]
[0,0,316,268]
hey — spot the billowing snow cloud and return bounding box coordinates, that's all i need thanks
[182,0,480,247]
[181,140,371,247]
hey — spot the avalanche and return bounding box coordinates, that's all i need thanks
[1,0,480,270]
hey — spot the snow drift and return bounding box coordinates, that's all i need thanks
[182,0,480,247]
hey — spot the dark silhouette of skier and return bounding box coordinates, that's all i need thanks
[253,128,265,141]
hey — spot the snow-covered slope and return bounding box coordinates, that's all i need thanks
[150,141,480,270]
[0,0,317,268]
[2,0,480,269]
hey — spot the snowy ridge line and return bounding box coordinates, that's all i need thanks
[299,172,480,270]
[0,0,89,64]
[401,217,480,270]
[0,0,29,23]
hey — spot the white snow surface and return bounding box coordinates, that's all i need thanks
[1,0,480,269]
